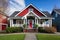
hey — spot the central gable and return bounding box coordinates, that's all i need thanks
[27,12,35,16]
[15,4,46,17]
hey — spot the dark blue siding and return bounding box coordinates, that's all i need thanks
[52,11,60,32]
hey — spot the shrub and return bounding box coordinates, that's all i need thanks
[6,27,23,33]
[50,27,57,33]
[23,24,27,28]
[38,27,45,33]
[34,24,38,28]
[44,27,57,33]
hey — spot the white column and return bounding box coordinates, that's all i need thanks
[35,17,37,24]
[26,19,27,28]
[10,19,13,27]
[49,19,52,27]
[24,19,25,24]
[37,19,38,24]
[26,19,27,24]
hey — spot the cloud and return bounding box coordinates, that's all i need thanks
[4,0,25,16]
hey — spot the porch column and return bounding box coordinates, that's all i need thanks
[25,19,27,24]
[37,19,38,24]
[24,19,25,24]
[35,19,36,24]
[10,19,13,27]
[49,19,52,27]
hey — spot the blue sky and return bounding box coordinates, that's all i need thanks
[3,0,60,16]
[25,0,60,13]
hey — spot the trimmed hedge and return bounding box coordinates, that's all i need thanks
[6,27,23,33]
[38,27,45,33]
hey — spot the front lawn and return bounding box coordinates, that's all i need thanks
[36,34,60,40]
[0,34,25,40]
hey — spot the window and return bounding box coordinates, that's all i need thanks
[38,19,40,24]
[13,19,23,24]
[29,8,33,11]
[46,21,49,24]
[19,20,23,24]
[55,13,58,17]
[16,20,23,24]
[13,19,16,24]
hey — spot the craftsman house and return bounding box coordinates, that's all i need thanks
[9,4,53,29]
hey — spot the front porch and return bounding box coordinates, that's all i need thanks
[9,16,52,29]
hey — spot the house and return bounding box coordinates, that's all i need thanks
[0,11,8,31]
[9,4,53,29]
[51,9,60,32]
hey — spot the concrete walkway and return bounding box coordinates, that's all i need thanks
[0,33,26,36]
[24,33,37,40]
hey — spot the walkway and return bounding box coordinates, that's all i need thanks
[0,33,25,36]
[24,33,37,40]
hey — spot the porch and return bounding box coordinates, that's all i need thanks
[9,17,53,28]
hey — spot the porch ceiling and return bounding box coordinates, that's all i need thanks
[40,17,54,19]
[9,17,22,19]
[9,17,54,20]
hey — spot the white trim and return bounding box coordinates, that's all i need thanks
[15,4,47,17]
[40,17,54,19]
[22,11,29,19]
[10,19,13,27]
[15,4,32,17]
[31,11,41,19]
[22,11,41,19]
[48,19,52,27]
[30,4,47,17]
[37,19,38,24]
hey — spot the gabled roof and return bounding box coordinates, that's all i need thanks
[9,17,22,19]
[54,9,60,13]
[51,9,60,15]
[42,11,52,17]
[10,4,54,18]
[10,11,20,17]
[15,4,47,17]
[10,11,53,18]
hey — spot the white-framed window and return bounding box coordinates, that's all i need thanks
[16,20,23,24]
[29,8,33,11]
[55,13,58,17]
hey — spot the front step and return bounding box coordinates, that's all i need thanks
[23,29,38,33]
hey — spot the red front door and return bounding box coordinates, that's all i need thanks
[28,20,32,29]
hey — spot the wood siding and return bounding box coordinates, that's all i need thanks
[17,5,44,17]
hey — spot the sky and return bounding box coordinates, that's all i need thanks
[4,0,25,16]
[25,0,60,13]
[0,0,60,16]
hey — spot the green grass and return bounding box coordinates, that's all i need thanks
[0,34,25,40]
[36,34,60,40]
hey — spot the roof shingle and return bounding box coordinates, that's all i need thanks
[54,9,60,13]
[10,11,20,17]
[42,11,52,17]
